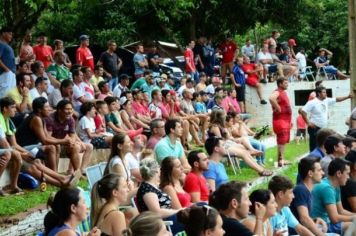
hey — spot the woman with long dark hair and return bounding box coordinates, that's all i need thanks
[44,187,100,236]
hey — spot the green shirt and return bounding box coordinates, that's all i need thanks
[46,63,71,82]
[0,112,16,136]
[130,78,146,91]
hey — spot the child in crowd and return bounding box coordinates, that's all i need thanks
[94,100,109,134]
[296,108,307,145]
[193,92,207,114]
[78,102,112,149]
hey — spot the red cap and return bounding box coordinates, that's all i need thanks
[288,38,297,46]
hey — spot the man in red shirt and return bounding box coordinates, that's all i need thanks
[184,40,198,83]
[76,35,94,72]
[218,34,238,83]
[184,150,210,203]
[33,32,53,69]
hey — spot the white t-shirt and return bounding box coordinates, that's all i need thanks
[30,88,48,100]
[205,84,215,95]
[302,97,336,128]
[109,155,131,181]
[149,103,162,119]
[73,83,85,108]
[80,81,95,100]
[78,116,96,143]
[126,152,140,170]
[257,51,273,64]
[177,85,195,96]
[296,52,307,72]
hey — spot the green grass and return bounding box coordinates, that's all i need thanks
[227,140,308,183]
[0,179,89,217]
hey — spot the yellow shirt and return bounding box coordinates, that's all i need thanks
[6,87,32,107]
[89,75,104,86]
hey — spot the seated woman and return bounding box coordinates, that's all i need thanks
[104,133,138,204]
[119,96,150,130]
[177,205,225,236]
[241,189,277,236]
[122,211,171,236]
[90,174,129,236]
[160,157,192,209]
[125,134,147,183]
[208,109,272,176]
[44,187,100,236]
[227,111,267,165]
[137,158,182,234]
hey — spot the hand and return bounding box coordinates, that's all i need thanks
[349,92,354,99]
[234,83,241,88]
[106,72,112,79]
[273,230,287,236]
[254,201,266,219]
[315,218,327,233]
[87,227,101,236]
[22,87,29,96]
[308,122,316,128]
[274,106,281,113]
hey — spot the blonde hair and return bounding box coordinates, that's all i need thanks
[139,158,160,181]
[122,211,164,236]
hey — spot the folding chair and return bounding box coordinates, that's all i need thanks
[315,66,336,80]
[224,148,241,175]
[300,66,315,81]
[85,164,104,189]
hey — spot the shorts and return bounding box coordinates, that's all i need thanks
[327,222,342,235]
[91,137,109,149]
[276,129,290,145]
[246,76,259,87]
[324,66,338,75]
[268,64,278,73]
[235,86,245,102]
[296,129,306,137]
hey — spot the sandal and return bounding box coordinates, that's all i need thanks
[0,189,9,197]
[67,170,82,187]
[9,187,24,195]
[278,159,292,167]
[258,170,273,177]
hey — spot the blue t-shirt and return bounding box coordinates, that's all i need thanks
[311,177,341,223]
[270,207,299,236]
[154,136,184,163]
[133,53,145,75]
[203,161,228,189]
[289,183,312,234]
[0,41,15,73]
[194,102,207,113]
[232,64,245,88]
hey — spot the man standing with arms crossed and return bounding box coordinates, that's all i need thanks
[269,77,292,167]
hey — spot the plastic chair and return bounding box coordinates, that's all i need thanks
[224,148,241,175]
[300,66,315,81]
[315,66,336,80]
[85,164,104,189]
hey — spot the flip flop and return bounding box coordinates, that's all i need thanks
[9,187,24,196]
[68,170,82,187]
[258,170,273,177]
[278,159,292,167]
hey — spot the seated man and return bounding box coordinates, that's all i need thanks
[314,48,349,80]
[154,119,191,172]
[256,44,282,82]
[184,150,209,203]
[269,175,313,236]
[312,158,356,234]
[320,134,347,176]
[29,77,48,99]
[341,150,356,212]
[15,97,73,171]
[146,119,165,150]
[241,56,267,104]
[203,136,228,192]
[279,47,299,80]
[45,99,93,176]
[46,50,71,88]
[290,156,327,235]
[210,181,261,236]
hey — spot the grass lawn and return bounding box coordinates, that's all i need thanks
[0,140,308,217]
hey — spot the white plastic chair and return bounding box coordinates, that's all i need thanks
[85,164,104,189]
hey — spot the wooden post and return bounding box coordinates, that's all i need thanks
[349,0,356,108]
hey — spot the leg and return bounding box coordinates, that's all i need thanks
[80,143,93,174]
[255,83,263,100]
[8,150,22,191]
[307,126,320,152]
[180,120,190,148]
[42,145,57,171]
[66,144,81,171]
[221,63,228,82]
[227,146,264,173]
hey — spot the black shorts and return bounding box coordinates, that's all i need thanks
[296,129,306,137]
[235,86,245,102]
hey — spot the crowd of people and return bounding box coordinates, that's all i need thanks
[0,25,355,236]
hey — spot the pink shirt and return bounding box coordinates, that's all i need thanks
[184,48,196,73]
[132,101,149,116]
[296,115,307,129]
[221,96,241,113]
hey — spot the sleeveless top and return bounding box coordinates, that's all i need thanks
[272,88,292,131]
[240,215,269,236]
[15,113,42,146]
[176,191,192,207]
[98,209,119,236]
[108,155,131,181]
[137,182,171,212]
[47,224,80,236]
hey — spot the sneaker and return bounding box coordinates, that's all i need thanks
[260,99,267,105]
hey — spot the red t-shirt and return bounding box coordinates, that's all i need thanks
[184,172,209,202]
[76,46,94,72]
[33,45,53,69]
[184,48,196,73]
[219,41,237,63]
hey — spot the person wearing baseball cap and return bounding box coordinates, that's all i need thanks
[0,26,16,97]
[76,34,94,72]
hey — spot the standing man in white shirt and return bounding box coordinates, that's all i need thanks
[301,86,353,151]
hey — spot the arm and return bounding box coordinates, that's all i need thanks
[336,201,355,216]
[190,192,201,203]
[163,185,183,209]
[347,197,356,212]
[297,206,325,236]
[138,58,148,68]
[0,59,10,72]
[326,203,355,223]
[185,56,195,72]
[294,224,314,236]
[111,163,125,176]
[143,192,179,218]
[30,117,69,145]
[179,154,191,173]
[336,93,352,102]
[17,91,30,113]
[242,218,264,236]
[111,211,126,236]
[206,179,216,192]
[269,91,281,113]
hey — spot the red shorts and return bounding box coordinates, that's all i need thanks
[246,76,259,87]
[276,129,290,145]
